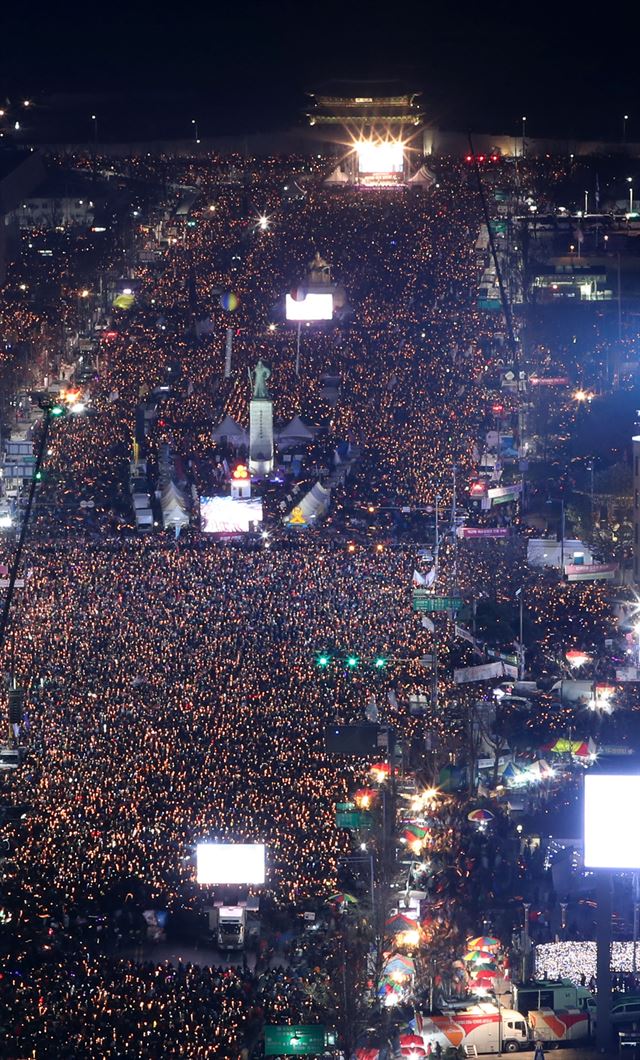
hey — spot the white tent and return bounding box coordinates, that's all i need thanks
[324,166,350,185]
[288,482,330,524]
[160,481,189,530]
[212,415,248,448]
[408,165,437,188]
[277,416,315,448]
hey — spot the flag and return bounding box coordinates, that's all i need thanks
[174,524,181,541]
[412,569,426,586]
[421,615,435,633]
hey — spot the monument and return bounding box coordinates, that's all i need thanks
[248,360,274,476]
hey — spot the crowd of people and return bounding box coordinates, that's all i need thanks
[0,150,631,1055]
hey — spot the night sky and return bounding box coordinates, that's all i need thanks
[2,1,636,141]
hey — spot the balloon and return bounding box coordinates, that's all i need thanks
[220,292,238,311]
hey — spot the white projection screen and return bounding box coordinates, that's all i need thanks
[196,843,266,885]
[285,292,333,321]
[584,775,640,868]
[201,496,263,533]
[356,141,404,174]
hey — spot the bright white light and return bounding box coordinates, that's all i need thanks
[201,496,263,534]
[258,215,269,230]
[584,775,640,868]
[355,140,404,174]
[0,515,13,528]
[196,842,265,885]
[122,287,133,296]
[285,292,333,321]
[70,402,85,414]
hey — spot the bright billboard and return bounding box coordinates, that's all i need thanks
[201,496,263,534]
[196,842,266,885]
[356,140,404,174]
[285,292,333,322]
[584,774,640,868]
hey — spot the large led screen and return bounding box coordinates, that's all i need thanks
[584,774,640,868]
[356,141,404,174]
[196,842,266,885]
[201,496,263,533]
[285,292,334,322]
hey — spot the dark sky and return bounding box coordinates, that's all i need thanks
[2,1,636,140]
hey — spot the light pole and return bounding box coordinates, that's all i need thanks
[521,116,527,158]
[628,177,634,214]
[516,587,524,680]
[624,114,629,144]
[522,902,531,982]
[191,118,200,145]
[584,189,589,215]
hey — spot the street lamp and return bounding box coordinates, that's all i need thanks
[624,114,629,143]
[628,177,634,214]
[521,115,527,158]
[191,118,200,145]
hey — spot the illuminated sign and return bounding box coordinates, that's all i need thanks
[285,292,334,321]
[584,775,640,869]
[196,842,266,885]
[355,140,404,174]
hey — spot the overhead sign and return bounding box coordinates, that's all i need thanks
[454,661,518,684]
[336,810,373,829]
[566,562,617,582]
[413,592,463,612]
[529,375,570,386]
[487,483,522,503]
[265,1026,328,1056]
[457,526,510,539]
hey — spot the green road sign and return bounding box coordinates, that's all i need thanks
[413,592,463,612]
[265,1025,327,1055]
[336,802,354,812]
[336,810,373,829]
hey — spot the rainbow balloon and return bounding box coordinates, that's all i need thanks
[220,291,238,311]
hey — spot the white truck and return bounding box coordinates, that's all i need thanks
[513,979,596,1018]
[528,1007,591,1045]
[415,1004,529,1054]
[216,906,246,951]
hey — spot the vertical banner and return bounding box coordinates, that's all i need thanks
[224,327,233,379]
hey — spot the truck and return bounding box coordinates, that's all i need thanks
[415,1004,529,1054]
[528,1007,591,1045]
[513,979,596,1018]
[216,906,246,950]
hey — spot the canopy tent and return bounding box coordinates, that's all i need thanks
[160,481,189,531]
[276,415,316,448]
[407,165,436,188]
[212,415,248,448]
[543,736,597,758]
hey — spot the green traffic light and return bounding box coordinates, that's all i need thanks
[316,654,330,668]
[346,655,359,668]
[49,405,65,417]
[374,656,387,669]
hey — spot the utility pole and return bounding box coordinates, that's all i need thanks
[516,587,524,680]
[452,465,458,589]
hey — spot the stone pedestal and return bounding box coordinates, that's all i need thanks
[249,398,274,476]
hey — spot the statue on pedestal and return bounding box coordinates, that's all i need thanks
[248,360,271,400]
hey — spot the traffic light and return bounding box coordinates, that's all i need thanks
[346,655,359,669]
[374,656,387,669]
[316,653,331,668]
[34,470,43,481]
[49,404,65,417]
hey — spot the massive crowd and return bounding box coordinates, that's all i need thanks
[0,152,630,1055]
